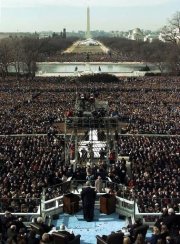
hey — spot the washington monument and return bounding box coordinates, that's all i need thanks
[86,6,91,39]
[64,6,109,54]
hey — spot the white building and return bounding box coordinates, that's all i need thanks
[39,32,53,39]
[128,28,144,41]
[144,33,159,43]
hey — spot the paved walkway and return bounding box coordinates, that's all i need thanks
[64,39,109,54]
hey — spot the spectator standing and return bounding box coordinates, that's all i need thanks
[95,176,103,193]
[81,181,96,222]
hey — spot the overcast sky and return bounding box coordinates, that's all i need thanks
[0,0,179,32]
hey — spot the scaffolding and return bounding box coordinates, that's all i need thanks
[65,116,119,170]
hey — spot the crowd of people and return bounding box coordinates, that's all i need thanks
[41,50,145,63]
[0,132,128,211]
[0,76,179,135]
[0,75,179,217]
[0,208,179,243]
[0,212,55,243]
[124,211,180,244]
[117,136,180,212]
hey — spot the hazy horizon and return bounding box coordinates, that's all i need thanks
[0,0,179,32]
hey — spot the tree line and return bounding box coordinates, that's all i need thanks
[0,36,78,78]
[0,11,179,77]
[98,37,179,74]
[99,11,180,74]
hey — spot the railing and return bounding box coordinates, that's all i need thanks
[0,200,41,223]
[41,181,180,224]
[1,133,180,138]
[0,180,179,226]
[116,196,134,217]
[0,197,41,225]
[42,195,64,213]
[41,180,135,219]
[41,192,135,219]
[43,179,129,201]
[43,178,73,201]
[0,134,65,137]
[134,201,180,227]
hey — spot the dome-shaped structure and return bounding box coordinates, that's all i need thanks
[132,28,143,35]
[130,28,144,41]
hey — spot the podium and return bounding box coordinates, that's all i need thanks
[63,193,80,214]
[100,194,116,214]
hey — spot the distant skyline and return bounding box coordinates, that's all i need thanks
[0,0,179,32]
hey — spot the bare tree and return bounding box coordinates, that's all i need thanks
[21,37,40,77]
[0,39,13,77]
[145,40,168,74]
[11,38,24,78]
[166,45,180,74]
[161,11,180,44]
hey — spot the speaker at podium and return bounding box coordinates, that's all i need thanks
[100,194,116,215]
[63,193,80,214]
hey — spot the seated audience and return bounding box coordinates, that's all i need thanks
[134,233,145,244]
[35,217,52,238]
[27,230,40,244]
[147,226,161,244]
